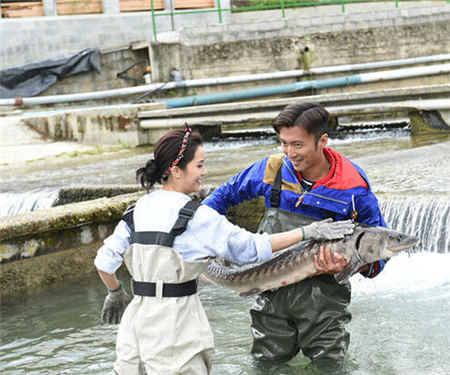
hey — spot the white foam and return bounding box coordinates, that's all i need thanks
[350,252,450,295]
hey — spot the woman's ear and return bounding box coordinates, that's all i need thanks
[171,166,181,178]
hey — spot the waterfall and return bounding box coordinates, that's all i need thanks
[0,189,59,218]
[380,197,450,253]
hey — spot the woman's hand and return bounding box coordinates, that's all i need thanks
[303,219,355,241]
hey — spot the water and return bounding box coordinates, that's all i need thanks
[1,130,449,374]
[380,197,450,253]
[0,189,59,217]
[1,253,449,375]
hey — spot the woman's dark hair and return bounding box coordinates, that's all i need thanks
[272,102,329,143]
[136,129,203,191]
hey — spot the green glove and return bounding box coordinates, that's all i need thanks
[302,219,355,241]
[101,280,131,325]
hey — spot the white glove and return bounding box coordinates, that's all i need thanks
[303,219,355,241]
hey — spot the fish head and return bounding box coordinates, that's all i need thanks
[353,225,419,263]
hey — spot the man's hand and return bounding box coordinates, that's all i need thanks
[101,287,131,325]
[303,219,355,241]
[313,245,347,276]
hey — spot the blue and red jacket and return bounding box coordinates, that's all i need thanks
[204,147,387,278]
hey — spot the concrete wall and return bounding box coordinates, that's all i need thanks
[0,2,232,69]
[42,46,151,96]
[2,3,448,99]
[21,102,164,146]
[150,5,450,82]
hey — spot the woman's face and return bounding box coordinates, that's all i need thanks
[177,145,207,194]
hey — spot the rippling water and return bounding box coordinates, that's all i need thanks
[1,252,450,375]
[1,129,447,194]
[1,130,449,374]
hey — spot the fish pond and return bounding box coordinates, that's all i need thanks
[0,129,449,375]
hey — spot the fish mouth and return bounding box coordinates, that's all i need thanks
[387,237,419,253]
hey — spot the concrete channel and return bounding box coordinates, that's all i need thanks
[16,84,450,147]
[138,84,450,141]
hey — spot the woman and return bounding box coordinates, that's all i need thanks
[94,124,354,375]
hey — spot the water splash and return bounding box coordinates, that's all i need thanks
[380,197,450,253]
[0,189,59,218]
[351,252,450,294]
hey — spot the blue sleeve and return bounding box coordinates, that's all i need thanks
[354,190,387,227]
[203,158,269,215]
[354,190,388,278]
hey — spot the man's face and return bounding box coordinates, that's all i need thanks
[279,126,328,175]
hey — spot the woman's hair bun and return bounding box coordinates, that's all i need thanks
[136,159,161,191]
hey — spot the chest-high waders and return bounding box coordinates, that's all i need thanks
[250,165,352,366]
[114,201,214,375]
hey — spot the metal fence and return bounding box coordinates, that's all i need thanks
[150,0,449,41]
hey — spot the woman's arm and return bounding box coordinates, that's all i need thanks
[270,227,304,252]
[271,219,355,252]
[97,269,122,291]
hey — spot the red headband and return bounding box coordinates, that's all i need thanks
[162,122,192,178]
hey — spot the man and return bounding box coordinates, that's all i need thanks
[203,102,386,365]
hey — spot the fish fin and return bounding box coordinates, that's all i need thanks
[239,288,262,297]
[335,257,363,284]
[198,274,213,285]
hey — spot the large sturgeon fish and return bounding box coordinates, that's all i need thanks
[203,224,419,296]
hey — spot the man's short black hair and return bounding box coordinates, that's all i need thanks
[272,102,329,142]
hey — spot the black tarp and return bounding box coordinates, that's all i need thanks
[0,48,101,98]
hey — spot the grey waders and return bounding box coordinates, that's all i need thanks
[250,174,352,364]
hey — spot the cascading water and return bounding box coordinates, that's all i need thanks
[380,197,450,253]
[0,188,59,218]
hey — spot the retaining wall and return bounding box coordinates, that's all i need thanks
[150,6,450,86]
[0,187,265,298]
[21,102,164,146]
[2,4,449,99]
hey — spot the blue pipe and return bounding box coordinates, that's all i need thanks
[162,75,362,108]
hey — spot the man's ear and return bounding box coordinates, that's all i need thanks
[317,133,328,149]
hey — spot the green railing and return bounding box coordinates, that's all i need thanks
[150,0,449,41]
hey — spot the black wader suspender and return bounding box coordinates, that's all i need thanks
[270,165,283,208]
[269,163,336,220]
[122,200,201,298]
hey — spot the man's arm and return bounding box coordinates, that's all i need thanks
[203,158,269,215]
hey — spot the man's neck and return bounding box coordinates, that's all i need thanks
[301,155,330,181]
